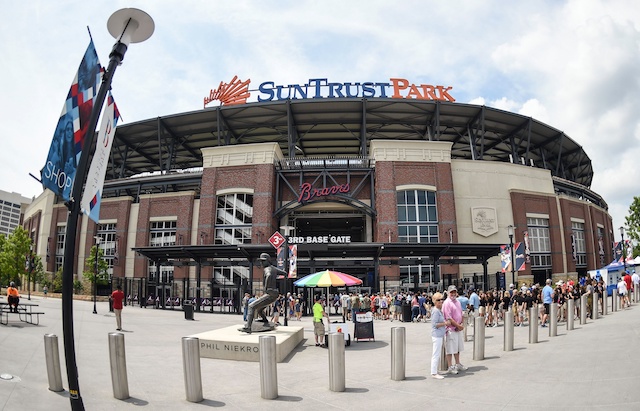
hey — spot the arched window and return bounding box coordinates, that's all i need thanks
[215,193,253,245]
[397,189,438,243]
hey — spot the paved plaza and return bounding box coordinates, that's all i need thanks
[1,295,639,410]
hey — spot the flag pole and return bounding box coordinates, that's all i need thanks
[60,9,153,410]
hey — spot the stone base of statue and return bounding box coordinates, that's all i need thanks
[237,321,277,333]
[189,324,304,362]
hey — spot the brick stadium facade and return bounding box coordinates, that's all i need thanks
[23,98,614,312]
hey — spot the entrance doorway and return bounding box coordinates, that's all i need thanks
[291,213,365,241]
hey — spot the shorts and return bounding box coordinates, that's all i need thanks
[544,303,550,315]
[390,305,397,313]
[445,330,465,355]
[313,321,325,336]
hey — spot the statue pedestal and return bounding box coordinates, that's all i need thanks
[189,325,304,362]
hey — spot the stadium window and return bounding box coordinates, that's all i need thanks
[397,189,438,243]
[527,217,552,267]
[214,193,253,245]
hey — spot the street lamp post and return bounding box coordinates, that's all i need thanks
[58,9,154,410]
[507,225,515,290]
[93,237,101,314]
[27,245,33,301]
[620,226,626,271]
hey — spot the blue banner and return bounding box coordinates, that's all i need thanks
[41,40,102,201]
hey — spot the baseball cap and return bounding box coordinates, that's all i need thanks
[509,283,514,288]
[447,285,457,293]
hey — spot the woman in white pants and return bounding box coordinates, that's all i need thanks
[430,292,450,379]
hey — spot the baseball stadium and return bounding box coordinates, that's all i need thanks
[24,76,614,313]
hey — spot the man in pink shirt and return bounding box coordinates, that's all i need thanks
[442,285,467,374]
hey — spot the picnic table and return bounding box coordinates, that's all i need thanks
[0,299,45,325]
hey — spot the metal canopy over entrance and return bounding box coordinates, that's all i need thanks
[133,242,502,286]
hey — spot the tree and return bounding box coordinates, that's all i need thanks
[82,245,110,288]
[0,226,32,287]
[625,196,640,258]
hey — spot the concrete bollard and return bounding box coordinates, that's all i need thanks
[328,333,345,392]
[439,339,448,372]
[592,293,599,320]
[528,307,538,344]
[549,303,557,337]
[259,335,278,400]
[108,332,130,400]
[473,316,485,361]
[580,295,587,325]
[567,299,575,330]
[390,327,406,381]
[463,312,469,342]
[44,334,63,392]
[503,311,514,351]
[182,337,203,403]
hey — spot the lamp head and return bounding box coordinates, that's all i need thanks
[107,8,154,45]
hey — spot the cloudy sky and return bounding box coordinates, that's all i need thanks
[1,0,639,234]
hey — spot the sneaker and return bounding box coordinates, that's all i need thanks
[447,366,458,375]
[456,363,468,371]
[541,324,547,328]
[432,374,445,379]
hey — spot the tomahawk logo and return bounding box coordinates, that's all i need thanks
[204,75,251,107]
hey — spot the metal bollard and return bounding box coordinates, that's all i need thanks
[528,307,538,344]
[592,293,599,320]
[108,332,130,400]
[44,334,63,392]
[390,327,406,381]
[473,316,485,360]
[182,337,203,403]
[328,333,345,392]
[567,299,575,330]
[603,292,607,316]
[259,335,278,399]
[612,290,617,312]
[635,287,639,304]
[503,311,514,351]
[439,339,448,372]
[580,295,587,325]
[549,303,557,337]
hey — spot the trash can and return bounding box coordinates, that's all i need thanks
[183,302,194,320]
[402,302,412,322]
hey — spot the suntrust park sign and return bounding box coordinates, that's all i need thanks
[204,76,455,107]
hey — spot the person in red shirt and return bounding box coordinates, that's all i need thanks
[111,285,125,331]
[624,271,633,296]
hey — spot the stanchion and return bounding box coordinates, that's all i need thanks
[259,335,278,399]
[44,334,64,392]
[503,311,514,351]
[463,312,469,342]
[473,316,485,360]
[549,303,557,337]
[390,327,406,381]
[528,307,538,344]
[592,292,599,320]
[567,299,575,330]
[580,295,587,325]
[108,332,129,400]
[439,340,448,372]
[182,337,203,403]
[328,333,345,392]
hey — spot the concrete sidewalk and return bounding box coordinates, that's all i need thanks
[1,296,639,410]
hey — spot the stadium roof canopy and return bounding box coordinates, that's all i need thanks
[107,99,594,188]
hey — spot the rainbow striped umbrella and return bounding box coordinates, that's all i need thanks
[293,270,363,287]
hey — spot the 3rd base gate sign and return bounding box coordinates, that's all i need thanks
[268,231,285,249]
